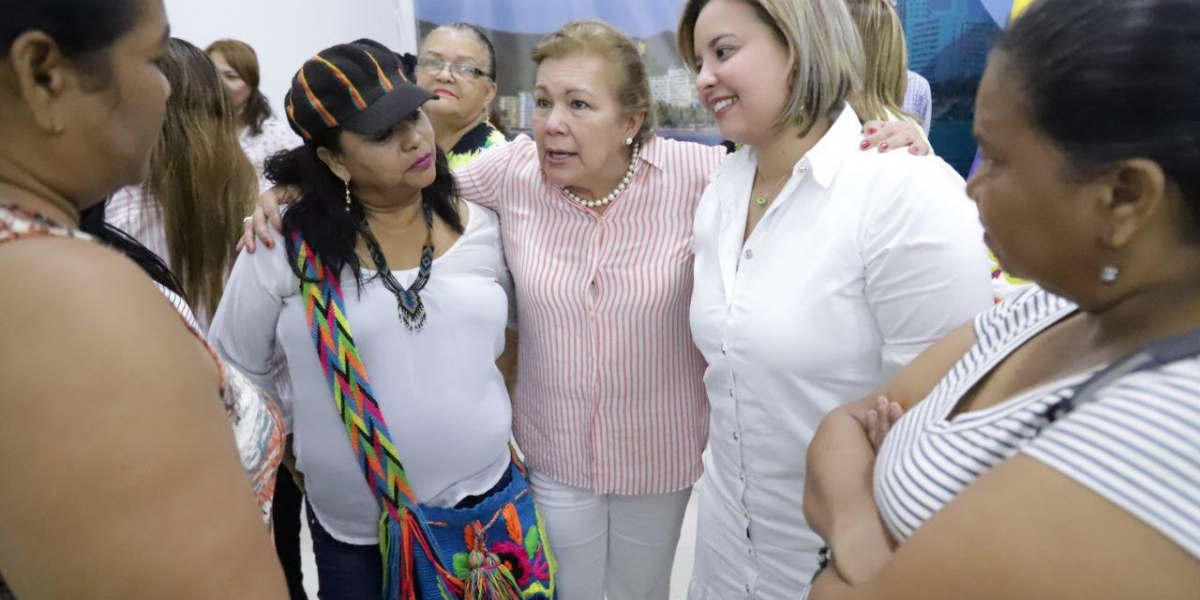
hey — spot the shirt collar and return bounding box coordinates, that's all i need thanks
[794,103,861,189]
[635,135,667,173]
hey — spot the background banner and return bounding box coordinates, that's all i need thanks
[415,0,1023,177]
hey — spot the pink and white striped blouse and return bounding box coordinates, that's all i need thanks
[456,135,726,495]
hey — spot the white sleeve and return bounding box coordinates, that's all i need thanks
[861,159,994,376]
[207,230,295,408]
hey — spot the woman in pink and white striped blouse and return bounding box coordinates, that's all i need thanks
[448,22,723,599]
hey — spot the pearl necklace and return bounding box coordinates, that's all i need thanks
[560,143,641,208]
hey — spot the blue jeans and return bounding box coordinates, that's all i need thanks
[305,468,514,600]
[306,503,381,600]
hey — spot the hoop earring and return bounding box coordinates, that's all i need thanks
[1100,265,1119,285]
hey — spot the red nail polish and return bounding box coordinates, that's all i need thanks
[860,140,870,150]
[867,128,877,135]
[880,142,890,151]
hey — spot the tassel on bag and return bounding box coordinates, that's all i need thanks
[293,233,545,599]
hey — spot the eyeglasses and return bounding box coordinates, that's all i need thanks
[416,56,491,80]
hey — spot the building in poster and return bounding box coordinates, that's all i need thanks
[415,0,1013,175]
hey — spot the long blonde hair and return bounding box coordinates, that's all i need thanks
[845,0,914,123]
[148,38,258,319]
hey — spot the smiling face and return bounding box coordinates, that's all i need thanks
[691,0,793,148]
[320,108,438,202]
[208,51,250,111]
[531,52,642,194]
[415,28,497,130]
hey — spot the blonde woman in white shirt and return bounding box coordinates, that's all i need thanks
[677,0,994,598]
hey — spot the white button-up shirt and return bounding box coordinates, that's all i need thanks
[687,106,993,599]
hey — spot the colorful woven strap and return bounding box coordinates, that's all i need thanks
[291,232,466,599]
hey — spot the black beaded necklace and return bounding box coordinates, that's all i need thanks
[355,201,435,332]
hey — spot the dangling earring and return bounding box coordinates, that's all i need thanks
[1100,265,1119,285]
[625,137,634,146]
[344,180,352,207]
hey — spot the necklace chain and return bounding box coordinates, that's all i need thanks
[753,168,793,207]
[560,143,641,209]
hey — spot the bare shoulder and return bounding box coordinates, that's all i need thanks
[0,235,218,400]
[0,236,288,599]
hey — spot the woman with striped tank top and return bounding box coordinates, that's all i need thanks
[803,1,1200,598]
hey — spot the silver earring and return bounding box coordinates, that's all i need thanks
[1100,265,1119,284]
[344,181,352,206]
[625,137,634,146]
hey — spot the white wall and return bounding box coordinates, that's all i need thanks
[163,0,418,120]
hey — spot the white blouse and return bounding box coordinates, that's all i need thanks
[687,106,994,599]
[240,117,302,192]
[209,201,514,544]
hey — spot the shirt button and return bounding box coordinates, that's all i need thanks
[733,431,740,441]
[798,166,808,173]
[745,584,752,594]
[721,343,728,354]
[740,472,746,482]
[744,249,754,260]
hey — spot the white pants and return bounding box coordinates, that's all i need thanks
[529,471,692,600]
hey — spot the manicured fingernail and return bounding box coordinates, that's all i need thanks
[910,146,919,154]
[860,140,870,150]
[879,142,889,151]
[867,128,877,135]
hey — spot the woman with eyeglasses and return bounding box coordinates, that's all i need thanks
[414,24,508,170]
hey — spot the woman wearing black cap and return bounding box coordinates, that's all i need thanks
[209,41,554,599]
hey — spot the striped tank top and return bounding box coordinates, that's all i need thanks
[874,285,1200,559]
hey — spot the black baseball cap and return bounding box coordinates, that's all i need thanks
[284,40,437,142]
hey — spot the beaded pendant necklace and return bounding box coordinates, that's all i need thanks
[357,202,435,332]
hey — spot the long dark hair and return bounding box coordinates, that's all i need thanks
[205,39,273,135]
[996,0,1200,240]
[266,131,461,288]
